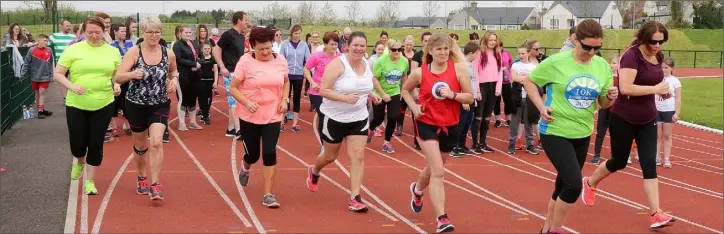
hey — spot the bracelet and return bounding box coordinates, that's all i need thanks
[451,92,457,99]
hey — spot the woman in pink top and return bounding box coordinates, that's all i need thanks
[304,32,341,147]
[229,27,290,209]
[471,31,503,155]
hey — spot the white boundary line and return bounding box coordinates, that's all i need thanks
[64,157,79,234]
[229,137,267,234]
[91,154,134,234]
[677,120,723,135]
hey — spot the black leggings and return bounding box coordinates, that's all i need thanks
[472,82,497,147]
[541,134,591,204]
[494,83,515,116]
[198,79,215,118]
[593,108,611,157]
[66,103,115,166]
[605,112,658,179]
[287,79,303,113]
[240,120,282,167]
[370,94,401,141]
[177,74,201,111]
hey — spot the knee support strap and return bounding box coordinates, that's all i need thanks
[134,145,149,156]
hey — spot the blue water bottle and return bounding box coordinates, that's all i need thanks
[28,106,35,119]
[21,105,28,119]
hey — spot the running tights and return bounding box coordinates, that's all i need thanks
[239,120,281,166]
[287,79,303,113]
[540,134,590,203]
[472,82,497,147]
[494,83,515,116]
[370,94,401,141]
[198,79,214,118]
[605,112,658,179]
[66,103,114,166]
[593,108,611,157]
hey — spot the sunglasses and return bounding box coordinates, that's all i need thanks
[578,40,602,51]
[647,40,666,45]
[389,47,403,52]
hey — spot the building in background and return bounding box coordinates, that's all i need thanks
[541,1,623,29]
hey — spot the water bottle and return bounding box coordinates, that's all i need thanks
[28,106,35,119]
[21,105,28,119]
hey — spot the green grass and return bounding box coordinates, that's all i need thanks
[679,78,723,130]
[5,24,722,67]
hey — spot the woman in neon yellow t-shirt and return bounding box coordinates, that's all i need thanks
[54,16,122,196]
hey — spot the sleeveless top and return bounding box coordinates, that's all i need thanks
[319,54,374,123]
[126,45,170,105]
[417,60,461,128]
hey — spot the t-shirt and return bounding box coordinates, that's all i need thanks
[49,32,76,64]
[611,46,665,124]
[200,56,216,80]
[373,54,409,96]
[411,50,424,68]
[305,51,341,96]
[510,61,537,98]
[233,53,289,125]
[217,28,246,72]
[528,49,613,139]
[58,41,121,111]
[655,75,681,112]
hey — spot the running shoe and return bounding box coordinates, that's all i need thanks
[494,120,502,128]
[458,146,474,155]
[291,125,301,133]
[436,214,455,233]
[472,145,484,155]
[663,160,672,168]
[286,112,293,120]
[481,145,494,153]
[382,142,395,153]
[394,125,403,136]
[515,139,524,150]
[238,169,250,186]
[71,163,84,180]
[84,180,98,195]
[650,209,676,229]
[366,130,374,144]
[136,176,150,195]
[225,129,236,137]
[163,130,170,143]
[656,158,662,166]
[526,145,539,155]
[507,143,515,155]
[348,195,369,213]
[306,166,320,192]
[590,155,601,165]
[581,177,596,206]
[149,182,164,200]
[409,182,423,213]
[263,194,280,208]
[448,147,463,158]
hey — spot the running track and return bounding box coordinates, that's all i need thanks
[66,91,723,234]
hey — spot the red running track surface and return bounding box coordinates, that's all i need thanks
[67,92,722,234]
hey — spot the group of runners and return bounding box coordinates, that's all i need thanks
[52,9,683,233]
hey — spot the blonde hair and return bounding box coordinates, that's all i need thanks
[422,33,465,65]
[387,38,402,48]
[139,16,163,33]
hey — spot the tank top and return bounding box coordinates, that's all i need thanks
[125,45,170,105]
[416,60,461,128]
[319,54,374,123]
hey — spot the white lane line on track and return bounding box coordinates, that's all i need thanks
[229,137,267,234]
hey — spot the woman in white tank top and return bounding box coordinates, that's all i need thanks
[304,32,382,213]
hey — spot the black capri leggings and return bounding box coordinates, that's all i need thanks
[494,83,515,116]
[472,82,497,147]
[370,94,401,141]
[540,134,591,203]
[66,103,115,167]
[239,120,282,167]
[605,112,658,179]
[198,79,215,118]
[287,79,303,113]
[177,73,201,111]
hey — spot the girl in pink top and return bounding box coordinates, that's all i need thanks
[471,31,502,154]
[229,27,290,209]
[304,32,341,149]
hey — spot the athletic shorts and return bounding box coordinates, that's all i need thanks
[113,84,129,117]
[318,112,369,144]
[656,111,675,123]
[31,81,49,91]
[124,100,170,133]
[309,94,323,113]
[223,73,236,108]
[414,120,458,153]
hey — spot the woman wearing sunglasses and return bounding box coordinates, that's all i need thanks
[519,19,618,234]
[367,38,408,153]
[582,21,676,230]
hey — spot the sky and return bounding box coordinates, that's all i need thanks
[1,1,541,19]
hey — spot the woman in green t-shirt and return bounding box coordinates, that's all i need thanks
[521,19,618,234]
[368,38,408,154]
[53,16,122,196]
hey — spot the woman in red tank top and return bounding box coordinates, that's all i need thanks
[400,33,473,233]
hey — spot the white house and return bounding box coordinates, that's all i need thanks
[446,2,541,30]
[541,1,624,29]
[642,1,695,25]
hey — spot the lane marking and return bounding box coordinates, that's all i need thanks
[64,157,79,234]
[91,154,134,233]
[230,137,267,234]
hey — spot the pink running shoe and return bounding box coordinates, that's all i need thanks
[306,166,319,192]
[348,195,368,213]
[581,177,596,206]
[650,209,676,229]
[436,214,454,233]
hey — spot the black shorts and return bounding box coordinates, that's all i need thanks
[309,94,323,113]
[318,112,369,144]
[414,120,458,153]
[656,111,675,123]
[124,100,170,133]
[112,84,129,117]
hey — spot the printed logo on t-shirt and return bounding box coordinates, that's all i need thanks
[385,68,403,85]
[564,74,600,109]
[432,81,450,100]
